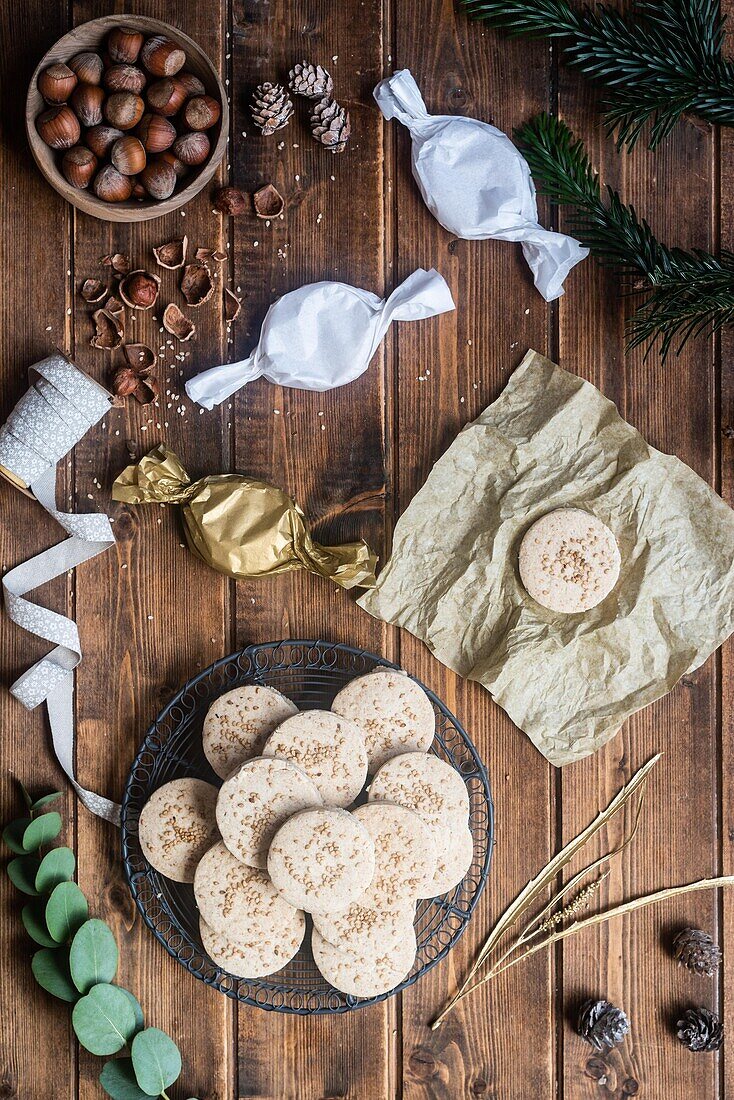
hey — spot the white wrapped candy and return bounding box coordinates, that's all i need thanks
[186,267,455,409]
[373,69,588,302]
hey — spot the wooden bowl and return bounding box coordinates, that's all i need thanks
[26,15,228,222]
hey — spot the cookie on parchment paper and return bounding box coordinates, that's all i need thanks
[216,756,323,869]
[138,778,219,883]
[262,709,368,807]
[352,801,437,904]
[368,751,470,835]
[312,925,417,998]
[202,684,298,779]
[194,840,302,941]
[518,507,621,614]
[331,667,435,772]
[267,807,375,915]
[200,911,305,979]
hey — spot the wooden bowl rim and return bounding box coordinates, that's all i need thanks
[26,14,228,223]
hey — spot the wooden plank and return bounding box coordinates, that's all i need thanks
[0,5,77,1099]
[389,7,557,1098]
[67,3,233,1099]
[230,2,394,1097]
[558,36,721,1100]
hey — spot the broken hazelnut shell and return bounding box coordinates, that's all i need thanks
[253,183,285,219]
[196,247,227,264]
[214,186,248,215]
[105,295,124,316]
[224,288,241,322]
[153,235,188,269]
[91,308,124,351]
[80,277,107,304]
[100,252,130,275]
[163,302,196,341]
[119,269,160,309]
[181,261,214,307]
[122,343,155,371]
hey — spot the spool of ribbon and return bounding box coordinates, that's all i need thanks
[1,353,119,824]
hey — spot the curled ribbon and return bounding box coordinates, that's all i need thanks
[1,354,119,824]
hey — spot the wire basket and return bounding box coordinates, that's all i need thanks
[121,640,494,1014]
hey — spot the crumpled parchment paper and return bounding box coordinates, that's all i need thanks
[358,349,734,765]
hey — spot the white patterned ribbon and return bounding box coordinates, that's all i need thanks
[1,354,120,824]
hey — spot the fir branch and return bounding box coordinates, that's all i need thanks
[515,113,734,356]
[460,0,734,148]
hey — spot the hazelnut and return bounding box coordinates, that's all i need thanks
[136,112,176,153]
[106,27,144,65]
[140,158,177,200]
[140,35,186,77]
[104,64,147,95]
[146,77,187,117]
[37,62,77,104]
[158,150,188,178]
[111,135,146,176]
[177,71,206,97]
[61,145,98,189]
[172,131,210,166]
[182,95,221,131]
[104,91,145,130]
[68,51,104,86]
[86,124,124,158]
[69,82,105,127]
[36,105,80,150]
[214,186,248,215]
[93,164,134,202]
[119,269,160,309]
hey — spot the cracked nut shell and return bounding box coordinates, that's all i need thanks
[119,269,160,309]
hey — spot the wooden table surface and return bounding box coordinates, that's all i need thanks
[2,2,732,1098]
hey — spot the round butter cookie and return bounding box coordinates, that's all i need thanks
[216,756,323,868]
[138,778,219,883]
[332,668,435,772]
[267,808,375,915]
[200,912,305,979]
[419,825,474,898]
[368,752,470,835]
[518,508,621,614]
[194,840,301,941]
[312,926,417,998]
[262,710,367,808]
[313,901,416,959]
[203,684,298,779]
[352,801,437,904]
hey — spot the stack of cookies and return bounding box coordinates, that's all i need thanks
[137,668,474,999]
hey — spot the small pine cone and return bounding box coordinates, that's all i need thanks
[676,1007,724,1052]
[673,928,722,977]
[310,96,351,153]
[577,999,630,1052]
[289,60,334,100]
[251,82,293,136]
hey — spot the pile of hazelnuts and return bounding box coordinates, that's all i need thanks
[34,26,221,203]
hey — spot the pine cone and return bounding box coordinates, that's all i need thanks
[310,96,351,153]
[289,61,334,100]
[676,1007,724,1052]
[577,999,630,1051]
[251,82,293,136]
[673,928,722,977]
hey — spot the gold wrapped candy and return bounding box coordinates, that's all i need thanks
[112,444,377,590]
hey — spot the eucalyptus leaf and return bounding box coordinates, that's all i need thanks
[22,812,62,852]
[69,918,119,993]
[45,881,89,943]
[72,983,137,1055]
[31,947,78,1002]
[22,901,57,947]
[35,846,75,893]
[2,817,32,854]
[99,1058,151,1100]
[119,988,145,1034]
[7,855,41,895]
[31,792,63,811]
[131,1027,182,1095]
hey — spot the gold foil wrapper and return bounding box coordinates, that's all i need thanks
[112,444,377,590]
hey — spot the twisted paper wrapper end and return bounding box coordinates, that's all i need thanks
[113,444,378,590]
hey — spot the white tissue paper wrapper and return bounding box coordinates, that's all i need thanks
[186,267,455,409]
[373,69,589,302]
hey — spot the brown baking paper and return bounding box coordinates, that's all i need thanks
[112,444,377,590]
[359,350,734,765]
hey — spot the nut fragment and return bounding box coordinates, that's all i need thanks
[224,287,241,322]
[100,252,130,275]
[163,302,196,341]
[80,277,107,304]
[253,183,284,219]
[153,235,188,269]
[112,342,158,403]
[90,308,124,351]
[181,262,214,307]
[213,186,247,215]
[119,269,160,310]
[122,343,155,371]
[195,247,227,264]
[105,295,124,316]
